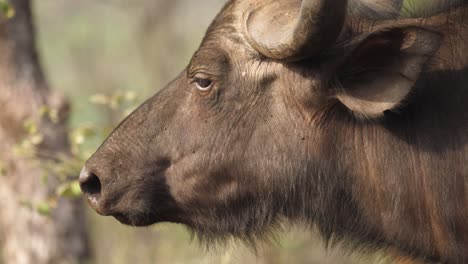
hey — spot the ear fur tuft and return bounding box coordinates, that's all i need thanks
[334,27,442,119]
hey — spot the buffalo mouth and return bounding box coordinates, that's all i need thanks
[111,204,182,227]
[112,212,159,227]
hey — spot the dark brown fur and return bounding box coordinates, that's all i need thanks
[81,1,468,263]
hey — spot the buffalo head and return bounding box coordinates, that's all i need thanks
[79,0,452,247]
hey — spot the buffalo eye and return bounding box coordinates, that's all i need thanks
[193,77,213,92]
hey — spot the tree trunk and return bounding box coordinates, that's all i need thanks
[0,0,89,263]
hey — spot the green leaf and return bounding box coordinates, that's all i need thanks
[89,94,109,105]
[73,132,85,145]
[23,119,38,135]
[109,93,124,109]
[13,139,36,157]
[39,105,60,123]
[71,125,97,147]
[56,180,82,198]
[30,134,44,145]
[39,105,51,118]
[124,91,137,102]
[0,161,6,177]
[79,125,97,138]
[0,1,15,19]
[36,202,52,216]
[48,108,59,123]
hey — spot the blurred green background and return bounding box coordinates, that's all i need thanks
[32,1,394,263]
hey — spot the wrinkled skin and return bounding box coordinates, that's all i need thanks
[81,0,468,263]
[84,27,325,231]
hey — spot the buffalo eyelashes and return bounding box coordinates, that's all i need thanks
[193,77,214,92]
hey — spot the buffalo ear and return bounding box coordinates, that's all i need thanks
[334,27,441,118]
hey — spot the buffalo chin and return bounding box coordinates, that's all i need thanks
[112,212,159,227]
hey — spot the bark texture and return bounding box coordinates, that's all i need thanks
[0,0,89,263]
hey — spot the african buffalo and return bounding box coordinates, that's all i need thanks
[80,0,468,263]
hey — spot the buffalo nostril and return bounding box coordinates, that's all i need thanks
[79,168,102,196]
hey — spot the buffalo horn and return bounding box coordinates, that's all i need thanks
[243,0,348,61]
